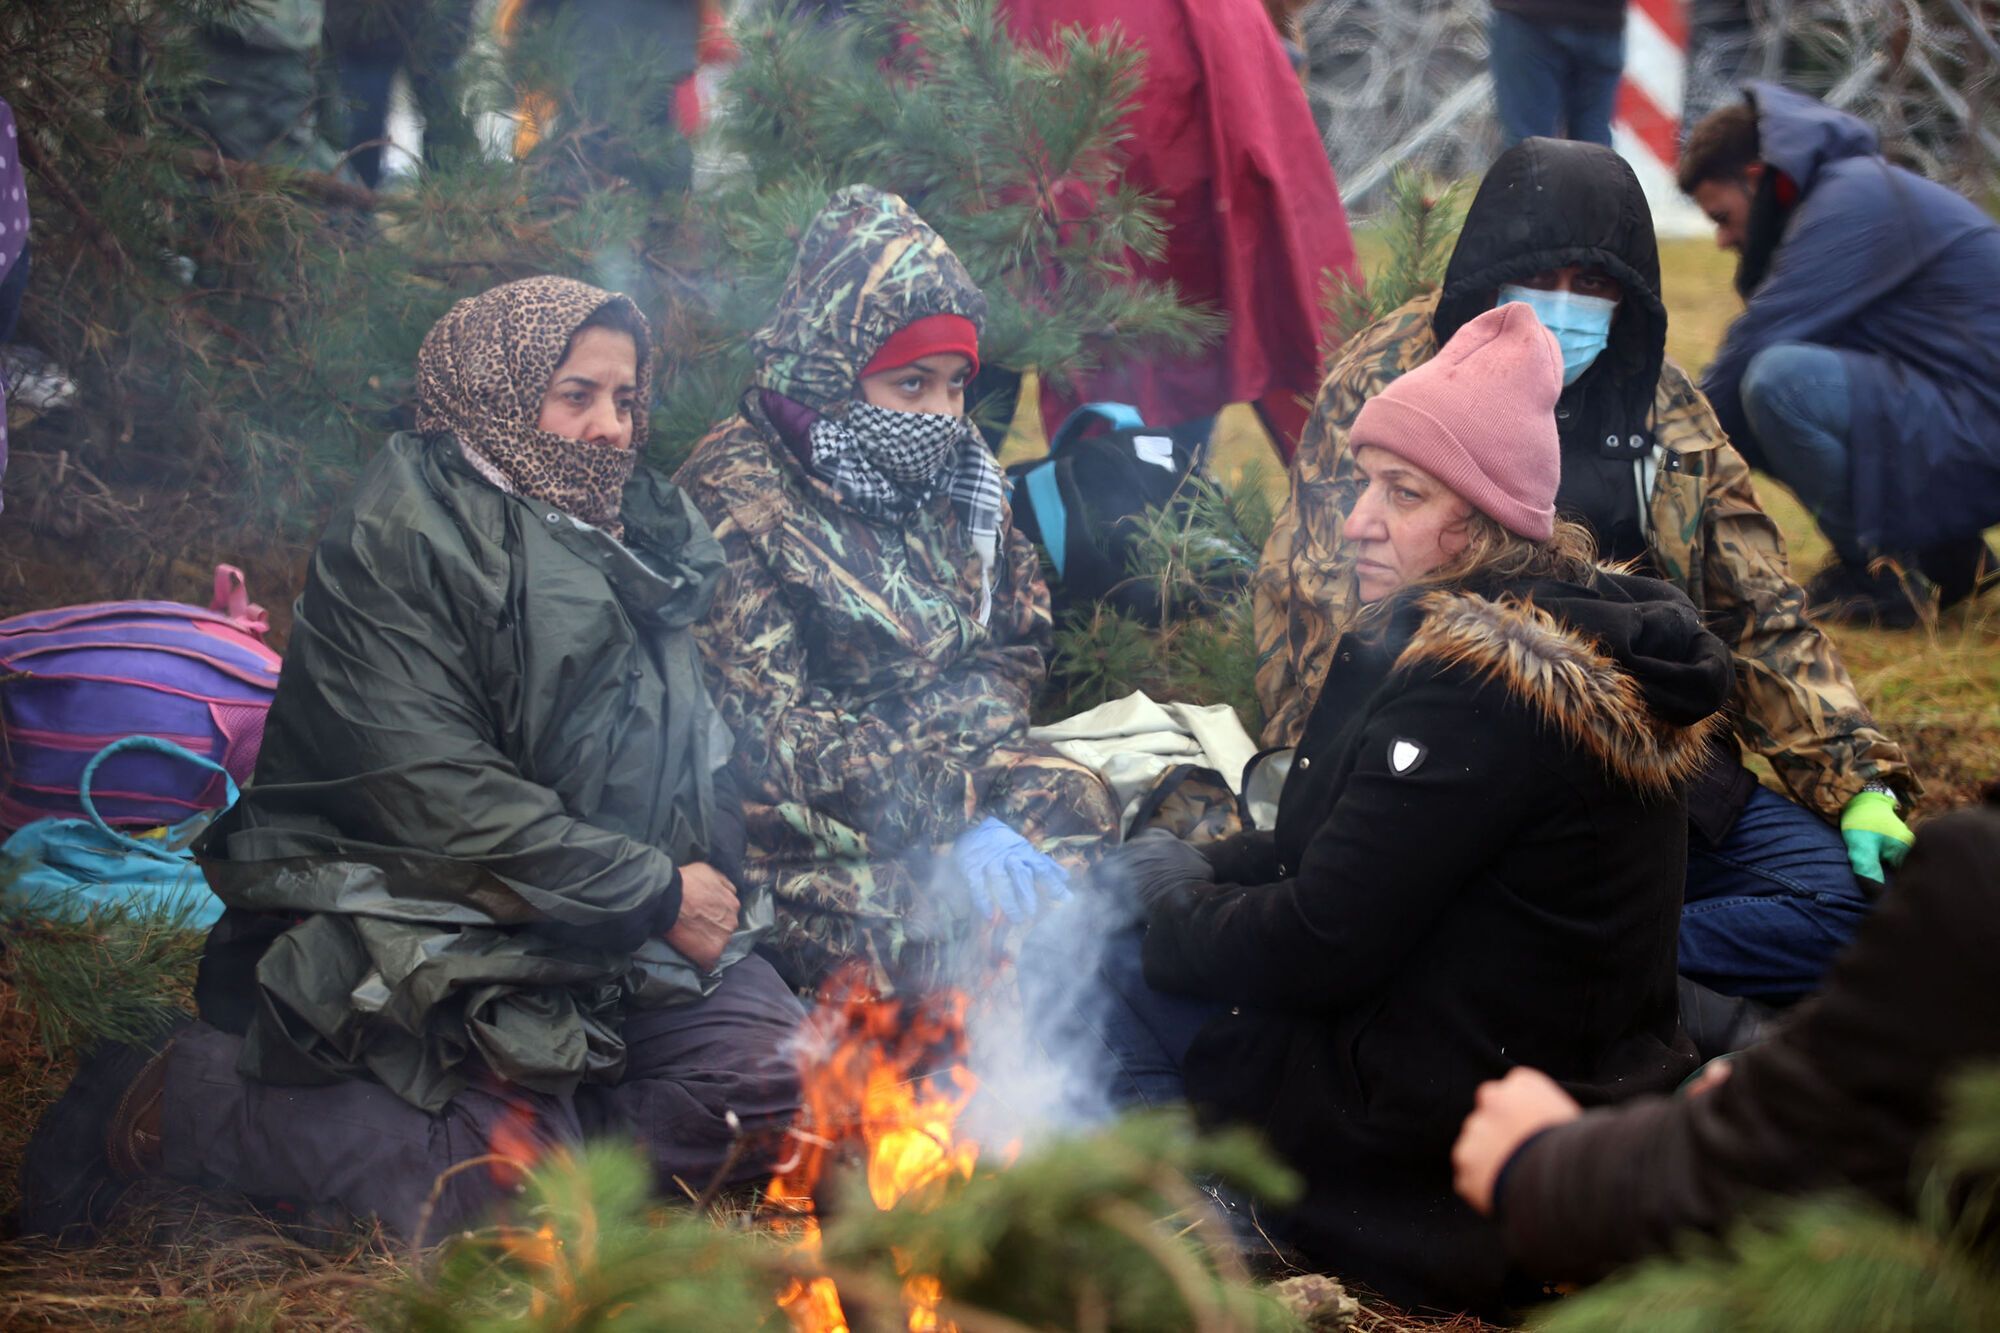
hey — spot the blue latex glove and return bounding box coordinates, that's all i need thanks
[949,817,1073,923]
[1840,790,1914,884]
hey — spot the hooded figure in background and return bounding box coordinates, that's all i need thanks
[1252,138,1918,1026]
[19,277,804,1247]
[675,186,1119,993]
[1683,83,2000,622]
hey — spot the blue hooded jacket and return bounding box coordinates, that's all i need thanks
[1700,83,2000,552]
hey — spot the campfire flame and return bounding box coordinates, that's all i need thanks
[487,1098,544,1190]
[768,964,984,1333]
[478,1100,572,1317]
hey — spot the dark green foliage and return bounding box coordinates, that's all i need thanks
[1321,168,1465,358]
[1169,595,1262,735]
[1042,463,1274,731]
[6,0,1209,560]
[1121,475,1263,626]
[391,1116,1304,1333]
[1050,604,1166,716]
[391,1141,789,1332]
[0,874,203,1052]
[668,0,1224,457]
[820,1113,1303,1331]
[1532,1062,2000,1332]
[2,0,652,544]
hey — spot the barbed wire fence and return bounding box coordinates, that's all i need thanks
[1300,0,2000,214]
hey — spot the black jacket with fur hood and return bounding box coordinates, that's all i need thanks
[1143,568,1731,1313]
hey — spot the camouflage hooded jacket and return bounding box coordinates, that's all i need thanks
[675,186,1116,989]
[1253,290,1916,819]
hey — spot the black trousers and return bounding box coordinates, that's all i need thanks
[161,953,803,1240]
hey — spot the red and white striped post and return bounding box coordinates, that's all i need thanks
[1613,0,1710,237]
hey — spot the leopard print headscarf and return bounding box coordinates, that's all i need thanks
[416,276,651,539]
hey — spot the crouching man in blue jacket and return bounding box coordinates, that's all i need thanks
[1682,82,2000,627]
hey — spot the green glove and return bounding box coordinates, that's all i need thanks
[1840,790,1914,884]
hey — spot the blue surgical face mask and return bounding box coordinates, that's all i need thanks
[1497,284,1618,386]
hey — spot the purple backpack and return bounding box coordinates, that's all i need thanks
[0,566,282,833]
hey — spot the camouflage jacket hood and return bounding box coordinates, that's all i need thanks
[675,190,1117,989]
[1253,292,1917,819]
[751,185,988,418]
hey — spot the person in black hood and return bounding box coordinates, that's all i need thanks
[1054,306,1733,1314]
[1432,134,1667,568]
[1255,137,1919,1040]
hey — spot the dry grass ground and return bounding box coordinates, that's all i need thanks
[1,233,1995,1330]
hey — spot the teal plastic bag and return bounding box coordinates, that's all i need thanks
[0,736,236,925]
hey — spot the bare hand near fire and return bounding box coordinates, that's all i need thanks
[666,861,740,971]
[1451,1066,1583,1216]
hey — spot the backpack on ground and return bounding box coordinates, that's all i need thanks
[1006,403,1225,625]
[0,566,281,833]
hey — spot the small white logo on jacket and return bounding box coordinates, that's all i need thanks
[1389,738,1427,775]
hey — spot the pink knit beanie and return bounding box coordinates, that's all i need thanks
[1348,302,1564,541]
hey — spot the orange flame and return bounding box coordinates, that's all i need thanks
[487,1098,544,1190]
[778,1275,850,1332]
[767,964,981,1333]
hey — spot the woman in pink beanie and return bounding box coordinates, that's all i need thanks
[1059,303,1740,1313]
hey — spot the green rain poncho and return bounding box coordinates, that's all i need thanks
[199,278,766,1112]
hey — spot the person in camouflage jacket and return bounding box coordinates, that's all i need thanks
[675,186,1119,992]
[1254,139,1919,1011]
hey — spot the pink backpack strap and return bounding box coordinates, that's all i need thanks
[209,564,271,640]
[209,699,270,791]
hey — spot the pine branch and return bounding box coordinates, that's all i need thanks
[390,1120,1303,1333]
[176,144,381,212]
[15,129,130,273]
[0,890,205,1053]
[818,1113,1303,1332]
[1318,168,1466,363]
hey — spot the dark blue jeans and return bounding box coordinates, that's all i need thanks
[1682,784,1873,1002]
[1487,9,1626,147]
[1739,342,1865,566]
[1027,922,1221,1114]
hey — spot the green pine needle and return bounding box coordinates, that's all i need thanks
[1,890,205,1053]
[1320,168,1467,362]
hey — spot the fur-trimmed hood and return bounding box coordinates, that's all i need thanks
[1393,573,1732,795]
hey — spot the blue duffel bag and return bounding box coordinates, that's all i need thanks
[0,735,236,926]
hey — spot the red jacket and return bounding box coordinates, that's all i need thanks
[1002,0,1357,456]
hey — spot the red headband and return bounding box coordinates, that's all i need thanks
[861,313,981,378]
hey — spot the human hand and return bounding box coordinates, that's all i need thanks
[1451,1067,1583,1216]
[949,817,1072,923]
[1096,828,1215,914]
[1684,1057,1735,1097]
[665,861,741,971]
[1841,790,1914,884]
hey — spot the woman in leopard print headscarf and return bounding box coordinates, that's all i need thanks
[415,274,651,538]
[14,276,810,1249]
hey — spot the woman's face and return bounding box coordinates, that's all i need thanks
[537,326,639,450]
[856,354,973,417]
[1346,445,1475,602]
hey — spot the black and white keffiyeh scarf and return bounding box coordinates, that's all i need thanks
[809,401,1007,622]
